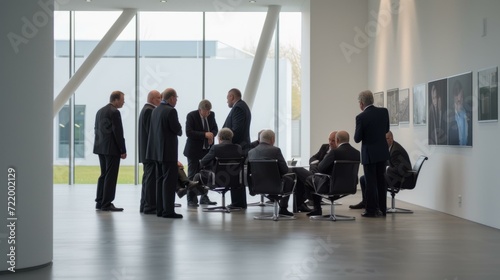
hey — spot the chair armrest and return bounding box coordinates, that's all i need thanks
[311,173,331,194]
[198,170,215,187]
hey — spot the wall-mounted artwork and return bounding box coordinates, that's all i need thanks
[413,83,426,126]
[398,88,410,124]
[478,66,498,122]
[447,72,473,146]
[428,79,447,145]
[387,88,399,125]
[374,91,384,107]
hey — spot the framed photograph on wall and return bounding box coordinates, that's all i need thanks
[398,88,410,124]
[387,88,399,125]
[374,91,384,107]
[413,83,426,126]
[428,78,447,145]
[478,66,498,122]
[447,72,473,146]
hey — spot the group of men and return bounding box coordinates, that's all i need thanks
[93,87,252,219]
[93,88,412,219]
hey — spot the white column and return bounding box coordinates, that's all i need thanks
[243,5,281,109]
[53,9,137,117]
[1,0,54,271]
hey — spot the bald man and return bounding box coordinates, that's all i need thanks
[139,90,161,214]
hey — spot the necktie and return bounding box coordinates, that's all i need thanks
[203,117,209,149]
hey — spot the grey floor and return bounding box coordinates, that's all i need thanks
[5,184,500,280]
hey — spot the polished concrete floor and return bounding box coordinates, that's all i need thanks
[5,184,500,280]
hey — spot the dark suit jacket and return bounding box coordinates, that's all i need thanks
[93,103,126,156]
[354,105,390,165]
[386,141,412,183]
[200,140,244,170]
[183,109,219,160]
[309,144,329,164]
[223,99,251,151]
[315,143,360,174]
[247,142,288,177]
[138,103,155,163]
[146,102,182,162]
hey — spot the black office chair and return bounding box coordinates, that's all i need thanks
[248,159,296,221]
[200,157,245,213]
[387,155,428,214]
[310,160,360,221]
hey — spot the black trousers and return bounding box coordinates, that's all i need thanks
[363,161,387,214]
[140,160,157,212]
[187,151,209,202]
[95,154,120,208]
[156,161,178,216]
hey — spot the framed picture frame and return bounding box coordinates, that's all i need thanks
[428,78,447,145]
[413,83,426,126]
[387,88,399,126]
[398,88,410,124]
[478,66,498,122]
[374,91,384,107]
[447,72,473,146]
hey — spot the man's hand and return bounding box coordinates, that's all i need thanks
[121,153,127,159]
[205,132,214,145]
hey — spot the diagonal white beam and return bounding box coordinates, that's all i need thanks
[243,5,281,109]
[53,9,137,117]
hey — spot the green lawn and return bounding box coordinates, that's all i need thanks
[54,165,142,184]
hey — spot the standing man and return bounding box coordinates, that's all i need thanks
[183,99,218,207]
[223,88,251,209]
[354,90,390,218]
[93,90,127,211]
[139,90,161,214]
[146,88,183,219]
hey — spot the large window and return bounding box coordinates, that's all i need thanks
[58,105,86,158]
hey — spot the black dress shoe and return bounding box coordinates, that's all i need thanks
[228,204,246,209]
[188,201,199,207]
[297,203,312,213]
[162,213,183,219]
[279,208,294,216]
[176,187,187,198]
[199,195,217,205]
[349,202,366,209]
[361,211,379,218]
[101,204,124,212]
[96,203,102,211]
[307,209,323,216]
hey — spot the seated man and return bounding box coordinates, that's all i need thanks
[349,131,411,209]
[309,131,338,169]
[247,129,295,216]
[195,128,244,207]
[293,131,360,216]
[175,161,209,201]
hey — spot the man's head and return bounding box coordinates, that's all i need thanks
[386,130,394,147]
[358,90,374,110]
[431,85,439,108]
[110,91,125,108]
[226,88,242,108]
[147,90,161,106]
[335,130,350,146]
[198,99,212,118]
[162,88,178,107]
[259,129,276,146]
[218,127,234,142]
[328,131,338,150]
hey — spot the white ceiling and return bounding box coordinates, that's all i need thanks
[57,0,308,12]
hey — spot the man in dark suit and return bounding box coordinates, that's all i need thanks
[247,129,295,216]
[309,131,337,169]
[293,131,360,216]
[354,90,390,218]
[196,128,244,200]
[139,90,161,214]
[146,88,183,219]
[350,131,411,209]
[93,91,127,211]
[183,99,218,206]
[223,88,251,208]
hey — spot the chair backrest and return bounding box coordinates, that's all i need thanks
[400,155,428,190]
[247,159,283,195]
[213,157,244,188]
[330,160,360,195]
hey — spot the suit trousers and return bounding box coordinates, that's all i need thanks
[363,161,387,214]
[186,151,209,202]
[95,154,120,208]
[140,160,157,212]
[156,161,178,216]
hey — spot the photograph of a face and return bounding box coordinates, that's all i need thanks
[428,79,447,145]
[387,88,399,126]
[478,67,498,122]
[447,72,473,146]
[398,88,410,124]
[413,84,426,125]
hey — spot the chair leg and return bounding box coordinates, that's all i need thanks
[310,200,355,221]
[386,193,413,214]
[254,200,295,221]
[203,192,241,213]
[248,194,271,207]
